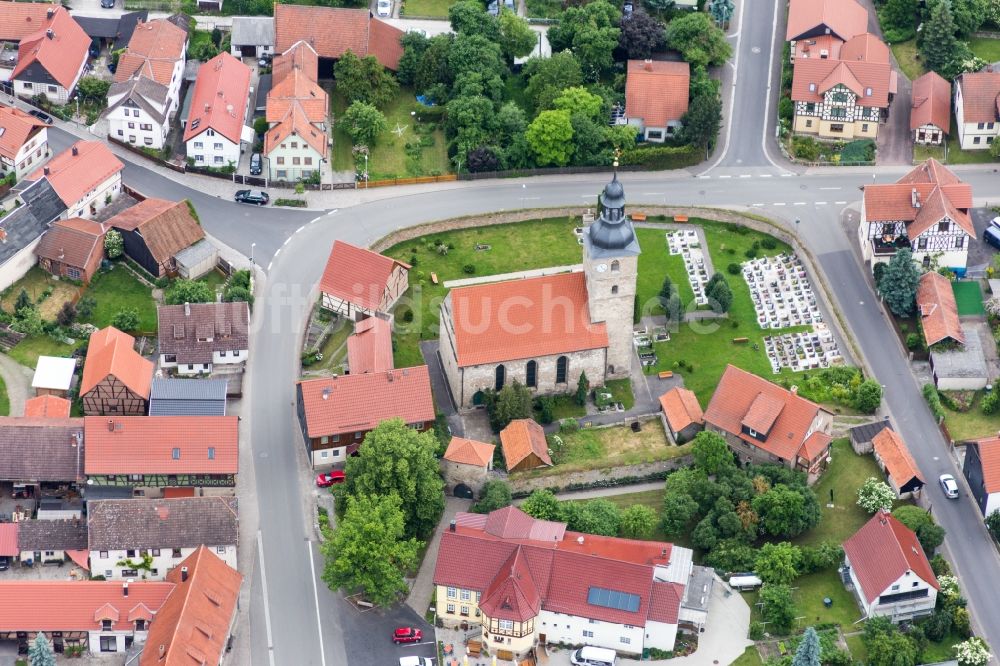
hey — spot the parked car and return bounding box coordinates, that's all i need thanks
[939,473,959,499]
[392,627,423,644]
[27,109,52,124]
[0,556,10,571]
[249,153,262,176]
[315,470,345,487]
[89,41,101,59]
[234,190,269,205]
[377,0,392,15]
[399,658,433,666]
[990,216,1000,230]
[984,226,1000,251]
[101,0,115,7]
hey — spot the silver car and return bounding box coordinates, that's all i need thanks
[939,473,959,498]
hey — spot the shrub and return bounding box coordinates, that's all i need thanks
[760,237,777,250]
[618,144,703,170]
[56,301,76,327]
[882,26,916,42]
[778,97,794,122]
[274,198,307,207]
[744,247,758,259]
[922,383,945,420]
[840,139,876,163]
[857,477,895,513]
[748,622,764,641]
[981,388,1000,415]
[906,332,922,350]
[727,262,741,275]
[111,308,140,332]
[791,135,821,161]
[462,264,476,274]
[104,229,124,259]
[854,380,882,414]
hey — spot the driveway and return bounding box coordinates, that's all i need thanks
[968,207,999,272]
[0,353,32,416]
[877,73,914,166]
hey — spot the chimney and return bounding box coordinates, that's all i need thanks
[577,535,585,545]
[46,7,54,18]
[661,548,667,557]
[204,103,210,112]
[43,166,50,176]
[184,302,190,316]
[912,188,921,208]
[449,520,456,532]
[123,581,129,597]
[181,566,189,582]
[107,419,114,432]
[643,58,652,71]
[45,28,53,40]
[71,145,78,157]
[386,370,394,382]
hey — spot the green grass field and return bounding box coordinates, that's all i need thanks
[6,335,79,369]
[943,391,999,441]
[83,267,158,333]
[952,280,985,315]
[0,373,8,416]
[890,41,924,82]
[732,647,764,666]
[970,37,1000,63]
[400,0,453,16]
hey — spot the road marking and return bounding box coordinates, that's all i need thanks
[694,0,745,175]
[759,0,788,172]
[815,201,827,205]
[257,531,276,666]
[773,202,786,206]
[751,203,765,207]
[718,175,732,179]
[759,174,773,178]
[835,200,848,204]
[819,187,842,190]
[739,174,752,178]
[780,173,794,177]
[793,202,807,206]
[642,192,664,195]
[267,259,274,272]
[697,175,711,179]
[308,544,327,666]
[282,236,293,247]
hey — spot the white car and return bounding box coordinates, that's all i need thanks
[990,216,1000,231]
[377,0,392,16]
[399,658,433,666]
[939,473,959,499]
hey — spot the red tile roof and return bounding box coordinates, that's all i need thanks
[659,387,704,433]
[443,436,495,467]
[499,419,552,469]
[478,548,542,622]
[971,436,1000,494]
[917,272,964,346]
[80,326,154,398]
[35,217,106,272]
[911,71,952,133]
[704,365,830,462]
[267,67,328,124]
[871,428,924,490]
[956,70,1000,124]
[793,34,842,60]
[843,512,939,604]
[791,58,893,107]
[0,2,57,41]
[319,241,409,313]
[29,141,123,209]
[648,581,683,624]
[347,316,394,374]
[624,59,690,128]
[297,366,434,438]
[801,430,833,461]
[840,33,889,63]
[11,7,89,90]
[264,100,328,157]
[448,271,609,367]
[83,416,239,476]
[114,19,187,86]
[0,103,47,161]
[0,580,174,632]
[272,40,318,83]
[0,522,17,557]
[23,394,71,418]
[140,547,243,666]
[863,160,975,238]
[274,4,404,70]
[183,52,251,145]
[785,0,868,41]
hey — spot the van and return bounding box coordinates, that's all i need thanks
[728,574,763,591]
[570,646,618,666]
[984,226,1000,251]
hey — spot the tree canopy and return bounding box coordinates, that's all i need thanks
[337,101,388,147]
[524,51,585,111]
[878,249,920,317]
[618,9,666,59]
[333,51,399,108]
[526,109,575,166]
[665,12,732,68]
[166,279,215,305]
[547,1,622,78]
[691,431,734,474]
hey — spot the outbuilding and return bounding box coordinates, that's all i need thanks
[31,356,76,397]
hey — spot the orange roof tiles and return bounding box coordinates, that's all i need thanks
[793,34,842,60]
[448,271,609,367]
[785,0,868,41]
[844,512,939,603]
[0,522,17,556]
[0,580,174,632]
[106,198,205,267]
[11,7,89,90]
[911,71,952,133]
[791,58,893,107]
[871,428,924,490]
[658,386,703,433]
[840,33,889,63]
[273,4,404,70]
[183,52,251,145]
[267,67,328,124]
[443,436,495,467]
[0,104,47,161]
[24,394,71,418]
[83,416,239,476]
[297,366,434,438]
[114,19,187,86]
[863,160,975,238]
[0,2,57,41]
[801,430,833,461]
[264,101,328,157]
[917,272,964,346]
[80,326,154,398]
[624,60,690,128]
[972,436,1000,493]
[28,141,123,209]
[742,392,786,434]
[319,241,409,313]
[272,40,318,83]
[35,217,106,272]
[478,548,541,623]
[956,70,1000,124]
[499,419,552,469]
[347,316,394,374]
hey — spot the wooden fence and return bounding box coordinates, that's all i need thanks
[362,174,458,188]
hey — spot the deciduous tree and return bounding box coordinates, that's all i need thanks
[498,9,538,61]
[166,279,214,305]
[665,12,732,68]
[473,480,513,513]
[521,488,564,520]
[337,101,388,147]
[755,542,802,584]
[662,490,699,536]
[553,86,606,123]
[619,504,657,539]
[333,51,399,108]
[752,484,820,538]
[526,109,575,166]
[524,51,584,111]
[857,477,895,513]
[680,91,722,149]
[547,0,622,78]
[449,0,501,40]
[618,9,666,59]
[691,431,734,474]
[759,583,796,634]
[104,229,123,259]
[110,308,139,332]
[484,380,533,431]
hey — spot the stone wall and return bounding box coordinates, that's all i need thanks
[506,455,693,495]
[441,460,489,494]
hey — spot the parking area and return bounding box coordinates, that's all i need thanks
[968,208,1000,272]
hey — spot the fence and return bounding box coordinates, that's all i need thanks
[108,137,186,173]
[363,174,458,188]
[233,174,267,188]
[459,164,648,180]
[269,179,355,191]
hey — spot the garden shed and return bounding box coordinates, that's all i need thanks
[174,239,219,279]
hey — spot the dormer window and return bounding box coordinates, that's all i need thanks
[808,83,817,92]
[102,620,112,631]
[865,87,873,97]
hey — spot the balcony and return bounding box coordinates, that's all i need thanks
[872,235,910,256]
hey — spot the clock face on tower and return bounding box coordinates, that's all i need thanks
[596,263,608,273]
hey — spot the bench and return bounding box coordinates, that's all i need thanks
[674,215,689,223]
[632,212,647,221]
[732,337,750,344]
[466,640,482,656]
[658,370,674,379]
[355,599,373,609]
[430,272,439,285]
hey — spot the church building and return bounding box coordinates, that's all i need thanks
[438,173,640,409]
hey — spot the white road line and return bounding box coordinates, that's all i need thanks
[815,201,827,205]
[697,175,711,179]
[718,175,732,179]
[793,202,807,206]
[751,203,765,207]
[308,544,327,666]
[759,0,787,172]
[759,174,773,178]
[696,0,745,174]
[642,192,664,195]
[773,202,786,206]
[520,196,541,200]
[739,174,752,178]
[267,260,274,272]
[780,173,794,177]
[257,531,276,666]
[282,236,293,247]
[819,187,842,190]
[835,200,848,204]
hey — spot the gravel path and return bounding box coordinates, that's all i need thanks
[0,352,33,416]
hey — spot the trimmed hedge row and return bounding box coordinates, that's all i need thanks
[619,144,704,170]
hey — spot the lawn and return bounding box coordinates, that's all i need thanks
[743,568,861,634]
[6,335,79,369]
[331,87,450,179]
[913,143,946,163]
[732,647,764,666]
[970,37,1000,63]
[890,40,924,82]
[524,0,562,17]
[0,267,81,322]
[82,267,158,334]
[197,269,228,294]
[952,280,984,315]
[942,391,999,441]
[400,0,453,17]
[844,634,867,663]
[0,373,8,416]
[314,319,354,374]
[602,378,635,410]
[544,394,587,420]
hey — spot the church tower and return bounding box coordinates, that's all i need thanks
[583,169,641,380]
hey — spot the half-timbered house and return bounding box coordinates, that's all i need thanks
[319,241,409,320]
[80,327,154,416]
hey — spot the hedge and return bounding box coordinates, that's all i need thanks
[619,144,703,170]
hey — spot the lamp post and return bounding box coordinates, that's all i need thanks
[364,153,369,189]
[250,242,255,268]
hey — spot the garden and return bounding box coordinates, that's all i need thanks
[0,267,81,322]
[79,267,158,334]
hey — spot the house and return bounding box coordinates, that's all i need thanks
[273,4,404,70]
[88,497,238,580]
[911,72,951,146]
[106,197,206,278]
[953,70,1000,150]
[347,316,393,374]
[296,368,435,467]
[156,301,250,375]
[658,386,704,444]
[30,355,76,397]
[918,272,964,347]
[230,16,275,58]
[962,436,1000,517]
[183,52,253,169]
[27,141,124,220]
[703,364,834,473]
[319,241,410,319]
[0,177,65,291]
[10,6,90,104]
[24,394,71,418]
[35,217,107,283]
[73,11,147,53]
[929,323,988,390]
[870,428,925,499]
[441,436,495,496]
[842,511,939,622]
[148,377,228,416]
[80,326,154,416]
[858,159,975,274]
[83,415,239,496]
[622,60,690,142]
[441,175,639,410]
[264,41,329,182]
[0,104,50,180]
[499,419,552,473]
[0,417,85,492]
[786,0,868,60]
[848,418,892,454]
[433,506,703,658]
[791,33,895,141]
[17,518,88,567]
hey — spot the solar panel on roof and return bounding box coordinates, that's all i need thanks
[587,586,641,612]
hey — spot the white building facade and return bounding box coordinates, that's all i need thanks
[89,544,238,581]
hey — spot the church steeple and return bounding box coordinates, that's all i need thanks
[585,165,641,258]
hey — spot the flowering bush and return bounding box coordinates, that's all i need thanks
[857,477,895,513]
[954,637,991,666]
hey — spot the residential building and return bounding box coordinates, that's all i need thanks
[80,326,154,416]
[911,71,951,146]
[842,511,939,622]
[658,386,704,444]
[230,16,275,58]
[83,415,239,496]
[499,419,552,473]
[962,436,1000,517]
[0,177,65,291]
[183,52,253,169]
[440,174,638,409]
[148,377,228,416]
[434,506,702,659]
[296,367,434,467]
[0,104,50,180]
[871,428,925,499]
[10,6,90,104]
[786,0,868,60]
[34,217,107,283]
[622,59,690,142]
[703,364,834,474]
[319,241,410,319]
[24,394,71,418]
[347,316,393,374]
[0,523,16,565]
[858,159,975,273]
[73,11,147,53]
[441,436,495,496]
[88,497,238,580]
[273,4,404,70]
[30,355,76,397]
[918,272,964,347]
[0,417,85,490]
[106,197,205,278]
[953,70,1000,149]
[156,301,250,375]
[264,41,328,182]
[17,518,87,566]
[26,141,124,220]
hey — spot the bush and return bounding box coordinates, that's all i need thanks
[111,308,140,332]
[748,622,764,641]
[791,135,821,161]
[778,97,794,122]
[882,26,916,42]
[274,198,307,207]
[462,264,476,274]
[981,388,1000,415]
[906,332,922,350]
[854,380,882,414]
[840,139,876,164]
[727,263,741,275]
[56,301,76,327]
[922,383,945,420]
[760,237,777,250]
[166,279,214,305]
[618,144,703,170]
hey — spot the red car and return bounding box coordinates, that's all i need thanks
[315,471,346,488]
[392,627,423,644]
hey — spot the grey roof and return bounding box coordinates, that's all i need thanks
[931,324,988,379]
[231,16,275,47]
[254,73,272,112]
[174,238,218,270]
[0,178,67,266]
[18,519,88,551]
[0,418,85,483]
[87,497,238,551]
[849,418,892,444]
[73,11,147,49]
[584,174,641,259]
[83,485,135,501]
[106,76,171,124]
[681,565,715,613]
[157,301,250,365]
[115,11,148,50]
[149,377,228,416]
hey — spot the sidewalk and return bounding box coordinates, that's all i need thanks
[405,495,471,616]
